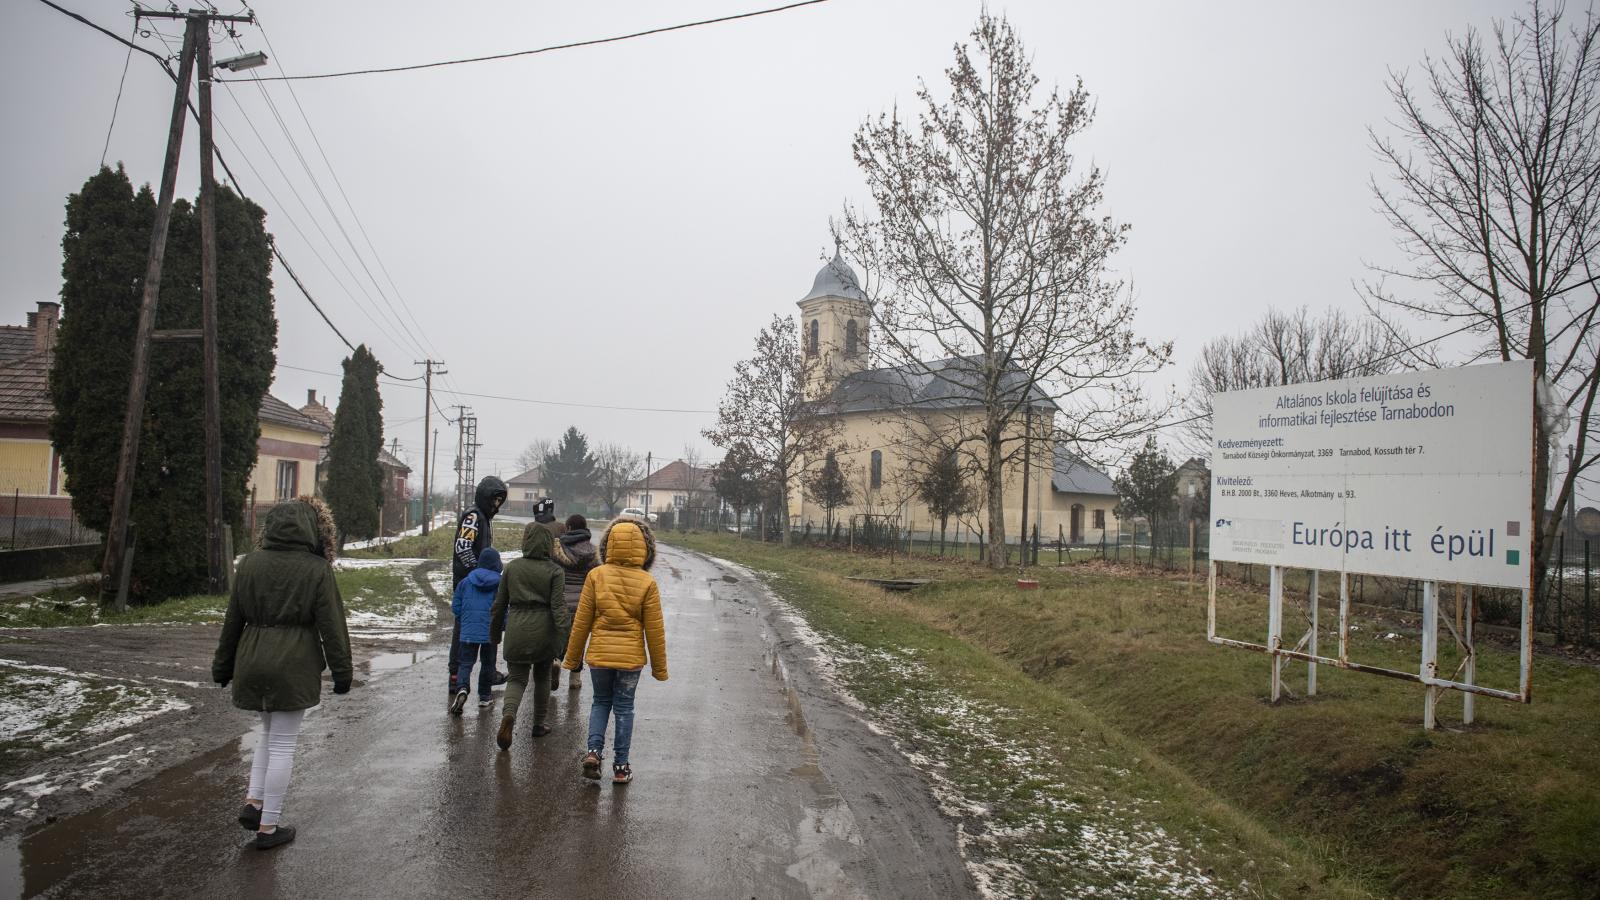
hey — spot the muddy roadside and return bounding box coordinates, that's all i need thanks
[0,560,452,833]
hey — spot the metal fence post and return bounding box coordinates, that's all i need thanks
[1557,533,1567,643]
[10,488,17,549]
[1585,539,1592,647]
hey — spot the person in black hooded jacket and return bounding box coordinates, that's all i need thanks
[448,475,507,694]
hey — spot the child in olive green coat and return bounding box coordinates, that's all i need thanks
[489,523,567,750]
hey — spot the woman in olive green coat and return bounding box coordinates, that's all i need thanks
[212,497,352,850]
[489,523,567,749]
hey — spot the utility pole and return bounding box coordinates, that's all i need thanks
[452,405,471,511]
[100,7,254,607]
[644,451,653,519]
[462,414,480,509]
[415,360,445,533]
[429,427,441,526]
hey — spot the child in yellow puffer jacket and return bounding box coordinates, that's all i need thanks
[561,517,667,784]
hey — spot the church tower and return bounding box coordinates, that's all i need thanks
[796,248,870,398]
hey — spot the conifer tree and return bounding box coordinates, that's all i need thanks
[804,451,852,536]
[542,426,598,505]
[50,167,277,601]
[324,345,384,544]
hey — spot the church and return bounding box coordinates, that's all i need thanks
[786,252,1123,547]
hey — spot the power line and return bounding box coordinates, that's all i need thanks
[36,0,370,359]
[248,13,442,365]
[217,0,832,82]
[277,362,716,414]
[98,16,137,167]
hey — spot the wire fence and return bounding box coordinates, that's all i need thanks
[675,507,1598,648]
[1,486,101,552]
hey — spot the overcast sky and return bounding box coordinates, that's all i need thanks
[2,0,1527,487]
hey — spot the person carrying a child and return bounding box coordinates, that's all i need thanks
[489,523,568,750]
[561,517,668,785]
[450,546,502,715]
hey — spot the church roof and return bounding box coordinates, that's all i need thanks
[800,252,868,303]
[1052,446,1117,496]
[829,355,1056,415]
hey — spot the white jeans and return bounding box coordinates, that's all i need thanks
[246,710,305,827]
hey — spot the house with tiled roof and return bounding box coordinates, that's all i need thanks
[0,301,333,541]
[626,459,715,514]
[297,389,411,533]
[0,303,73,543]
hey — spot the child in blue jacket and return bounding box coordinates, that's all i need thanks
[451,546,502,714]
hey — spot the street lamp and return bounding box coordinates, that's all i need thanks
[215,51,268,72]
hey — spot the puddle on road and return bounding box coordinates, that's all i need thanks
[763,631,868,898]
[0,834,19,900]
[366,650,437,672]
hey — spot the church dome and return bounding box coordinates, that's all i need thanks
[800,252,868,303]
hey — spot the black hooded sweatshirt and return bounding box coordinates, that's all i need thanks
[452,476,507,588]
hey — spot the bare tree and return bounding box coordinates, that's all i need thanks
[594,443,643,517]
[680,444,708,513]
[1184,306,1407,452]
[515,438,554,475]
[1366,0,1600,601]
[839,11,1171,568]
[704,315,845,546]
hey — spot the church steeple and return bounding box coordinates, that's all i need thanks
[797,247,870,398]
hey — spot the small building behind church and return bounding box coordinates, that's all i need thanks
[786,253,1121,546]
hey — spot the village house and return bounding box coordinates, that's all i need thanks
[0,300,338,542]
[627,459,715,516]
[0,302,74,543]
[244,394,329,530]
[504,466,549,516]
[298,390,412,533]
[788,254,1121,545]
[1173,456,1211,523]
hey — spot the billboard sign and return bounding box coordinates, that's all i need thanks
[1210,360,1533,589]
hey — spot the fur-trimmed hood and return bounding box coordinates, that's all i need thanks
[259,495,338,563]
[599,518,655,570]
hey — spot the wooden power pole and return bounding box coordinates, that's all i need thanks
[100,8,253,607]
[416,360,445,534]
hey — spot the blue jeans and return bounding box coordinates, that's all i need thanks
[455,641,498,701]
[587,668,642,765]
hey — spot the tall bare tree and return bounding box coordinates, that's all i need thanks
[704,315,844,545]
[839,11,1171,568]
[1366,0,1600,600]
[1184,306,1406,452]
[515,438,554,475]
[594,443,644,517]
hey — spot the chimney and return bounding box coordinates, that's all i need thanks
[32,302,59,355]
[307,389,318,406]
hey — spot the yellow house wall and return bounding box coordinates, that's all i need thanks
[789,408,1121,544]
[246,422,324,506]
[0,439,55,496]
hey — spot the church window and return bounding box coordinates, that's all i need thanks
[807,319,820,357]
[870,450,883,489]
[845,320,859,357]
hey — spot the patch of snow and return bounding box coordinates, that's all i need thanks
[351,631,431,643]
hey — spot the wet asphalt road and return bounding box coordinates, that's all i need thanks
[4,545,974,899]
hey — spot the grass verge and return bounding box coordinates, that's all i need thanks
[0,566,427,629]
[665,531,1600,900]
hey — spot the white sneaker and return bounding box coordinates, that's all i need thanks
[449,689,468,715]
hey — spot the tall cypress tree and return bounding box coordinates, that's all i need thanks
[324,345,384,544]
[50,168,277,601]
